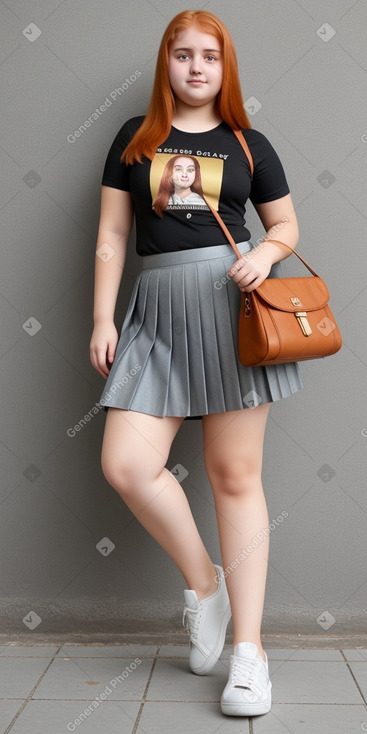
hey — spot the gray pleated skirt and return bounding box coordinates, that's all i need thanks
[98,241,303,418]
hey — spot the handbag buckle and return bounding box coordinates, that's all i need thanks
[295,311,312,336]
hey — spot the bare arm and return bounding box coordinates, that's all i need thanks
[228,193,299,293]
[252,192,299,261]
[90,186,134,378]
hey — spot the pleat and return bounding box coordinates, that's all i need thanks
[208,257,243,410]
[265,362,303,400]
[182,262,208,414]
[99,270,159,411]
[167,264,190,414]
[128,268,171,415]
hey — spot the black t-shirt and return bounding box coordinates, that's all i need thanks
[101,116,290,256]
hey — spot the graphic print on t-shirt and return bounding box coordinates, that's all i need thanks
[150,153,224,212]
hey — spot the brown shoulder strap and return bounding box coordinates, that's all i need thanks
[264,240,319,276]
[204,198,243,259]
[233,129,254,179]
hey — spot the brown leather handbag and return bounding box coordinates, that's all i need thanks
[204,129,342,367]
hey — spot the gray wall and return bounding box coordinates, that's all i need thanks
[1,0,366,638]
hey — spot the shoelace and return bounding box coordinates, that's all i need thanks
[182,604,202,641]
[231,655,264,696]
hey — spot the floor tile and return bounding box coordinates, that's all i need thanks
[0,658,52,698]
[0,646,59,657]
[347,662,367,698]
[343,648,367,661]
[137,701,251,733]
[157,645,188,658]
[146,658,225,701]
[5,700,140,734]
[32,657,153,700]
[0,701,25,732]
[253,704,367,733]
[57,644,158,658]
[266,648,344,661]
[269,660,363,704]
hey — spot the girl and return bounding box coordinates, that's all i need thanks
[156,154,208,209]
[90,9,303,717]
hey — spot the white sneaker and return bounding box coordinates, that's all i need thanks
[221,642,272,716]
[182,565,231,675]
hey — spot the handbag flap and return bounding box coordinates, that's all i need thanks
[255,276,330,312]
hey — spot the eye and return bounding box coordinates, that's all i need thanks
[205,55,216,62]
[177,54,190,61]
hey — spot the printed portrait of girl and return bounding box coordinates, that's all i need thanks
[153,155,209,216]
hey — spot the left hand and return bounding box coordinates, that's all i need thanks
[228,248,272,293]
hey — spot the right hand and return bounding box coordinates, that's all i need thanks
[89,321,119,379]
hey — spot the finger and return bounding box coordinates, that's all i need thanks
[228,265,251,283]
[237,271,259,288]
[95,349,110,378]
[90,346,108,379]
[99,362,110,378]
[228,257,246,277]
[89,348,99,373]
[107,346,116,365]
[242,276,264,293]
[243,264,271,291]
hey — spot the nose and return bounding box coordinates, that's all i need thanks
[190,52,203,74]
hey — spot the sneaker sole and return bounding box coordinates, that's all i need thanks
[190,602,232,675]
[221,697,272,716]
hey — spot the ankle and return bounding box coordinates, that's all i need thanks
[195,564,219,602]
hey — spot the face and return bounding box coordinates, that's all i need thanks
[168,26,223,108]
[171,157,196,189]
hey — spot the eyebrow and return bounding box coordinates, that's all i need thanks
[173,47,221,53]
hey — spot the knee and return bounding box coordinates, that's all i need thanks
[205,455,261,497]
[101,449,139,499]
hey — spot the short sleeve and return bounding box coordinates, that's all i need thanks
[101,116,144,191]
[246,130,290,205]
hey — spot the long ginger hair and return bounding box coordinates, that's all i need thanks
[121,10,251,165]
[153,155,205,217]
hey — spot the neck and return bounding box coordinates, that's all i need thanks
[175,185,190,197]
[172,99,222,132]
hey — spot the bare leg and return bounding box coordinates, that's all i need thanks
[202,404,271,662]
[101,408,217,601]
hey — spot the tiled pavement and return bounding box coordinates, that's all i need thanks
[1,643,367,733]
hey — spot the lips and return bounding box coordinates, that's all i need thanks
[187,80,206,84]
